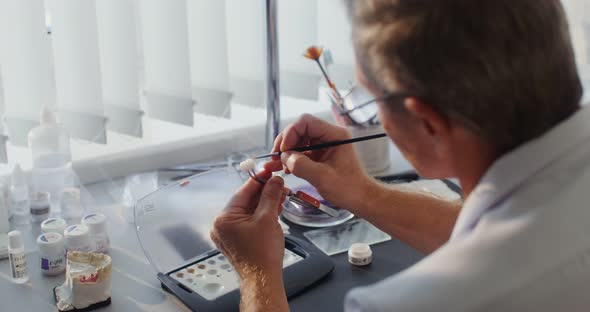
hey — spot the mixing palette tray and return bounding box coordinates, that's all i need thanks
[158,236,333,312]
[169,249,304,301]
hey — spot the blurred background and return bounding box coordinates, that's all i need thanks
[0,0,587,184]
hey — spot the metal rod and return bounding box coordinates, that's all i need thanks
[264,0,281,151]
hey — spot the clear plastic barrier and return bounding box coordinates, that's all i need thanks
[134,167,245,273]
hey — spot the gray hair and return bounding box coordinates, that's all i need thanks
[345,0,582,152]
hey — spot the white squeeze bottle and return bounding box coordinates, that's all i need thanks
[28,105,73,212]
[8,230,29,284]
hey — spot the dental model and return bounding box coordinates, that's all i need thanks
[239,158,339,218]
[54,252,112,312]
[238,158,256,173]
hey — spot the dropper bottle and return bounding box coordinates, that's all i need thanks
[10,165,30,225]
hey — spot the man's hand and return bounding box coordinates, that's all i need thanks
[265,114,375,213]
[210,173,289,312]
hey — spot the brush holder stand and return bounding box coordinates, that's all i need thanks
[347,124,391,176]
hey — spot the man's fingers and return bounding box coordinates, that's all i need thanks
[255,176,285,220]
[271,133,283,161]
[281,152,325,185]
[280,114,348,152]
[225,171,270,211]
[264,160,284,172]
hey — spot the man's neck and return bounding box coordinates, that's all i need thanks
[453,140,499,199]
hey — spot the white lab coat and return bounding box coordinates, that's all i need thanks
[345,105,590,311]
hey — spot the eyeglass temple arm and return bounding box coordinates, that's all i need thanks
[338,93,407,115]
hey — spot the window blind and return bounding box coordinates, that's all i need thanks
[0,0,55,146]
[0,0,348,177]
[187,0,233,118]
[138,0,194,126]
[278,0,321,100]
[226,0,266,108]
[49,0,107,143]
[96,0,143,137]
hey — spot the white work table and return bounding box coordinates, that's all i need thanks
[0,145,421,312]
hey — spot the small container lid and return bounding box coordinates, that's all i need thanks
[37,232,65,254]
[41,218,68,234]
[81,213,107,234]
[8,230,23,249]
[348,243,373,259]
[64,224,90,246]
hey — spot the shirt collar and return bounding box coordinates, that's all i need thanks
[451,105,590,240]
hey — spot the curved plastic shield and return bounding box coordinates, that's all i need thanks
[134,167,245,273]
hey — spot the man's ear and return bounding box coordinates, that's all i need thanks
[404,98,451,139]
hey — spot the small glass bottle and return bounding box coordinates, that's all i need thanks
[0,175,12,221]
[30,192,51,223]
[10,165,30,225]
[28,105,73,208]
[0,192,9,234]
[64,224,92,253]
[82,213,109,253]
[61,188,82,223]
[8,230,29,284]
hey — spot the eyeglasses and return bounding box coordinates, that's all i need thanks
[338,91,412,125]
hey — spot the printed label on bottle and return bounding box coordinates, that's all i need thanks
[41,255,65,272]
[9,253,28,279]
[31,206,50,215]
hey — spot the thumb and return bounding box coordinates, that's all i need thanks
[255,176,285,220]
[281,151,324,185]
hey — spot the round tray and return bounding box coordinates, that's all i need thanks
[281,183,354,228]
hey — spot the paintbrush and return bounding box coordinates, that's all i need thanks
[250,132,387,160]
[304,46,342,99]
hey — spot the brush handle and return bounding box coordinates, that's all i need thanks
[315,59,342,99]
[255,133,387,159]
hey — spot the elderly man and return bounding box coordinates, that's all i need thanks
[210,0,590,311]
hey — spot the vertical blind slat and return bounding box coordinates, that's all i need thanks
[0,0,55,145]
[49,0,106,143]
[226,0,265,107]
[278,0,321,100]
[138,0,194,126]
[95,0,143,137]
[317,0,355,89]
[187,0,233,118]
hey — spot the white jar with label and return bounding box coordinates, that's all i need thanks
[37,232,66,275]
[82,213,109,253]
[41,218,68,235]
[348,243,373,267]
[63,224,92,253]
